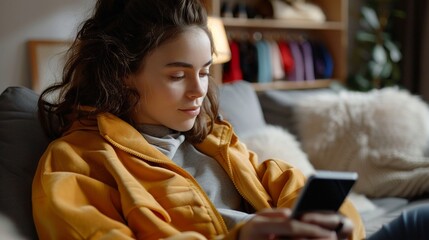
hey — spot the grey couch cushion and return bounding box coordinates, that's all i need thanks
[0,86,49,239]
[257,88,336,136]
[218,80,266,137]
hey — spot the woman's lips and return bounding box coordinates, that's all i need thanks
[179,107,200,116]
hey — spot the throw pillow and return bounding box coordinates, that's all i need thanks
[218,80,266,137]
[295,87,429,198]
[240,124,315,177]
[0,86,49,239]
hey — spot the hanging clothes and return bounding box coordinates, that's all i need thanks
[224,35,334,83]
[277,40,295,78]
[312,41,334,79]
[288,40,305,81]
[300,39,315,81]
[238,39,259,83]
[223,40,243,83]
[269,40,285,80]
[255,40,272,83]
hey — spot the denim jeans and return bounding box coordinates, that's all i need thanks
[368,205,429,240]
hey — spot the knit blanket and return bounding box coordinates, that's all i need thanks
[295,87,429,198]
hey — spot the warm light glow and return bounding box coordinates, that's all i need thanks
[207,17,231,64]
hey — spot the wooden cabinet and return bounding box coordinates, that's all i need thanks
[204,0,348,91]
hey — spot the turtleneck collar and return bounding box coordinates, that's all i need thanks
[136,124,185,159]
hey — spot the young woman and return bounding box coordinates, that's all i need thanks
[33,0,364,239]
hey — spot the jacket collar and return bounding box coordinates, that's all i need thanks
[66,112,235,164]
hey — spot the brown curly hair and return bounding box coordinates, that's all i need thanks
[38,0,219,143]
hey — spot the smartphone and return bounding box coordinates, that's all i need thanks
[291,170,358,219]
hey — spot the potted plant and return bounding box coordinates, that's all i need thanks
[348,0,405,91]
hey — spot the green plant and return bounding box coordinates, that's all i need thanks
[348,0,405,91]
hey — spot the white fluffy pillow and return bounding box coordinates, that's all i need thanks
[240,124,315,177]
[295,87,429,198]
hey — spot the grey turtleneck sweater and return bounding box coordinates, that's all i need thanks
[137,124,253,229]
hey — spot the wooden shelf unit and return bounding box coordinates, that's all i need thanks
[252,79,333,92]
[221,18,345,30]
[205,0,349,90]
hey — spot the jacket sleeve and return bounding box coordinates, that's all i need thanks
[256,159,366,240]
[32,145,136,239]
[32,151,134,239]
[32,142,211,240]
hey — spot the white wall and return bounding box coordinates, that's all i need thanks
[0,0,96,93]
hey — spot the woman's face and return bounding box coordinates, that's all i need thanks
[129,27,212,132]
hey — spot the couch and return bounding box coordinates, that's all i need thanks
[218,80,429,236]
[1,82,429,239]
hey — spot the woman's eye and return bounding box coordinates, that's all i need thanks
[171,75,184,80]
[199,72,211,78]
[170,73,185,80]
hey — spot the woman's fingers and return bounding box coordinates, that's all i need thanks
[255,208,292,218]
[300,212,354,239]
[239,210,335,240]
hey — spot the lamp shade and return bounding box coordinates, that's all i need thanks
[207,17,231,64]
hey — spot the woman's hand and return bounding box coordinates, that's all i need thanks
[239,209,353,240]
[300,212,353,240]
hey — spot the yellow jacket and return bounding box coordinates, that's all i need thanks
[32,112,365,240]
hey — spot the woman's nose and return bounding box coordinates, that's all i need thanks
[187,75,206,99]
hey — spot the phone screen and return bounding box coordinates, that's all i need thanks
[291,171,357,218]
